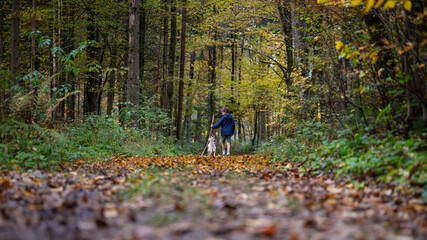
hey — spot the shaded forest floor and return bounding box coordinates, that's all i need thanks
[0,155,426,240]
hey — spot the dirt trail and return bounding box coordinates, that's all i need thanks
[0,155,425,240]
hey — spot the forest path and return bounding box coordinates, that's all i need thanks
[0,155,425,240]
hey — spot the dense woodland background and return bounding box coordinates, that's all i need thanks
[0,0,426,193]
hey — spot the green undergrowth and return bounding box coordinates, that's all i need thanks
[0,117,198,171]
[256,122,427,201]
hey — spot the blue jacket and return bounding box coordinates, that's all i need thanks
[212,113,235,136]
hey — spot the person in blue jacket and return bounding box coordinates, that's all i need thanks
[211,107,235,156]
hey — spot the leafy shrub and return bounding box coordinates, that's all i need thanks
[256,121,333,163]
[310,131,427,188]
[0,119,68,170]
[0,114,197,171]
[255,121,426,200]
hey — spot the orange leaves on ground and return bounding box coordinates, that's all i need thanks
[71,154,276,175]
[1,155,426,239]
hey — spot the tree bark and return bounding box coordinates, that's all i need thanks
[291,1,304,71]
[1,2,5,109]
[10,0,20,97]
[139,0,146,93]
[208,45,216,118]
[166,0,177,123]
[176,0,187,140]
[83,3,98,116]
[0,1,4,66]
[160,0,169,109]
[106,49,117,116]
[258,110,266,143]
[278,1,293,87]
[230,32,236,104]
[52,0,64,121]
[28,0,37,123]
[252,110,258,146]
[127,0,140,126]
[65,1,75,121]
[184,51,196,142]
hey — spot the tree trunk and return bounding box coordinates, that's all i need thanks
[83,3,98,116]
[10,0,20,97]
[65,1,75,121]
[106,50,117,116]
[139,0,146,93]
[176,0,187,140]
[160,0,169,109]
[119,51,128,126]
[291,1,303,70]
[258,110,266,143]
[230,32,236,104]
[28,0,37,123]
[278,1,293,87]
[252,110,258,146]
[0,1,4,66]
[184,51,196,142]
[167,0,177,124]
[208,44,216,118]
[52,0,64,121]
[127,0,140,126]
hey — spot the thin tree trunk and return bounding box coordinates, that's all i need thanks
[0,2,5,109]
[167,0,177,124]
[119,51,128,125]
[66,1,75,121]
[10,0,20,98]
[184,51,196,142]
[278,1,293,87]
[52,0,64,121]
[0,1,4,66]
[208,45,216,118]
[139,0,146,93]
[30,0,37,72]
[291,1,303,70]
[230,32,236,104]
[160,0,169,109]
[28,0,37,123]
[127,0,140,126]
[176,0,187,140]
[84,3,98,116]
[252,110,258,146]
[258,110,266,143]
[106,50,117,116]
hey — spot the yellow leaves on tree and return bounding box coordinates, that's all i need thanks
[335,41,344,50]
[363,0,375,13]
[343,0,411,12]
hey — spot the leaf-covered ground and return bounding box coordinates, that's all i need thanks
[0,155,426,240]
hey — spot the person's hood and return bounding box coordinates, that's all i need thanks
[223,113,232,119]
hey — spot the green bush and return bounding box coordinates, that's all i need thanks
[255,121,427,200]
[0,114,197,171]
[256,121,332,163]
[310,131,427,187]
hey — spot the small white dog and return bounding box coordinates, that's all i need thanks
[207,136,216,156]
